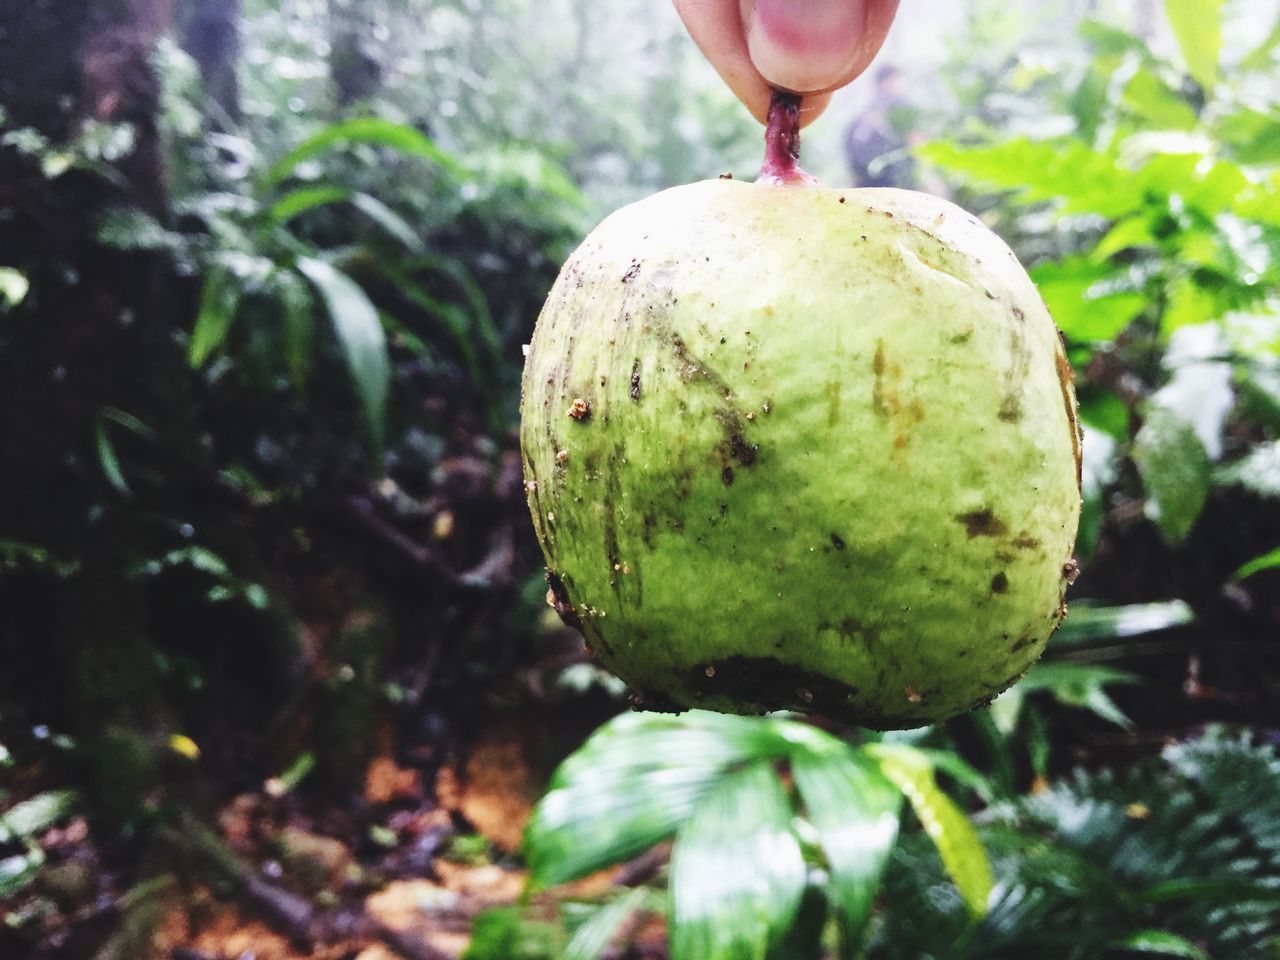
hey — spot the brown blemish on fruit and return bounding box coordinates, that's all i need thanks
[1010,635,1036,653]
[905,685,922,703]
[872,342,887,416]
[568,397,590,421]
[545,569,583,632]
[957,508,1008,538]
[998,304,1031,424]
[1054,329,1084,490]
[621,259,641,283]
[1063,558,1080,584]
[830,533,846,551]
[991,572,1009,594]
[630,359,642,400]
[1011,532,1041,550]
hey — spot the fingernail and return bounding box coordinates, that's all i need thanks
[743,0,871,93]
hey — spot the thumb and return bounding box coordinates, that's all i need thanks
[741,0,899,95]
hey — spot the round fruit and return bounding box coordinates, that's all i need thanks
[519,177,1081,729]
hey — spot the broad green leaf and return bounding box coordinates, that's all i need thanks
[791,749,900,951]
[267,185,352,223]
[1113,930,1210,959]
[1164,0,1223,89]
[0,790,77,843]
[524,712,793,887]
[1215,441,1280,498]
[1133,406,1211,540]
[867,745,992,916]
[264,117,464,187]
[1053,600,1194,645]
[1215,107,1280,165]
[1162,278,1223,337]
[350,192,427,255]
[1122,67,1199,130]
[669,762,806,960]
[1091,216,1155,261]
[1079,18,1149,57]
[462,906,560,960]
[295,257,389,458]
[0,267,29,309]
[1031,256,1145,342]
[1234,546,1280,581]
[1152,351,1233,461]
[920,139,1132,218]
[188,267,240,368]
[1079,393,1128,440]
[563,889,646,960]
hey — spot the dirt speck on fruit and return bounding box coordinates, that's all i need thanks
[957,508,1008,538]
[568,397,590,421]
[1063,558,1081,583]
[991,572,1009,593]
[630,360,642,400]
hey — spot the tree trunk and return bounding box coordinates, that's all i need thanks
[179,0,242,128]
[329,0,383,107]
[0,0,175,822]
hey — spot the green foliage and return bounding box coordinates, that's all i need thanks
[524,711,989,959]
[868,731,1280,959]
[921,1,1279,561]
[0,791,78,897]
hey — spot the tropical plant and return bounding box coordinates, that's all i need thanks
[464,710,991,960]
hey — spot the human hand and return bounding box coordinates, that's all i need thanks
[673,0,900,127]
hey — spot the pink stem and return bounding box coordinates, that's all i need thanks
[758,90,818,186]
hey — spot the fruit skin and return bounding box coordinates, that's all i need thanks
[520,179,1081,729]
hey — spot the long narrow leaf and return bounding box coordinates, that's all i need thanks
[869,744,993,916]
[1235,546,1280,581]
[188,267,240,368]
[563,888,646,960]
[264,117,463,187]
[95,420,130,495]
[792,749,901,953]
[1052,600,1194,645]
[524,711,793,887]
[669,762,806,960]
[350,193,426,255]
[267,185,352,224]
[1113,930,1210,959]
[274,269,315,389]
[294,257,389,458]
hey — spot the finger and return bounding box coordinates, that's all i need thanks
[742,0,900,96]
[674,0,838,126]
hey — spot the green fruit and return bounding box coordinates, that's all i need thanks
[519,180,1081,728]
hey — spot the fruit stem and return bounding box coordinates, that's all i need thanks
[758,90,818,186]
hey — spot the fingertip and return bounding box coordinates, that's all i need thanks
[743,0,900,96]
